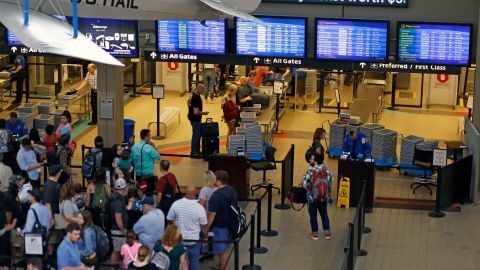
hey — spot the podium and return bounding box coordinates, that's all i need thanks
[208,155,250,200]
[337,159,375,212]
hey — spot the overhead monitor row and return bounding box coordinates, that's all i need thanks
[154,17,471,66]
[4,17,473,66]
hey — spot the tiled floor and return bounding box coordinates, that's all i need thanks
[4,89,477,269]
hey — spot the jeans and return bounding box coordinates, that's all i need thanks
[308,200,330,233]
[185,242,201,270]
[190,122,202,155]
[90,90,97,123]
[203,68,216,99]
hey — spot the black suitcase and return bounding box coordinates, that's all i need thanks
[202,137,219,157]
[201,118,219,137]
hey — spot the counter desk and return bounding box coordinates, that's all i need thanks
[337,159,375,212]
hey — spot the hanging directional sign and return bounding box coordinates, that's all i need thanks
[354,62,461,75]
[263,0,408,7]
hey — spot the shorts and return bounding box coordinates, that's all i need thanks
[48,229,64,245]
[211,227,230,255]
[10,230,23,248]
[111,230,126,252]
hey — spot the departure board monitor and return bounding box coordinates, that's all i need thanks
[397,22,472,66]
[77,18,139,58]
[7,30,22,46]
[156,20,226,55]
[315,19,389,62]
[236,16,306,58]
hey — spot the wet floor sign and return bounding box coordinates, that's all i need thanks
[337,177,350,209]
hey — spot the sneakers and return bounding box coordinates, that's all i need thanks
[310,232,319,240]
[325,233,332,240]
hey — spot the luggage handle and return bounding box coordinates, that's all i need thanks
[206,118,213,123]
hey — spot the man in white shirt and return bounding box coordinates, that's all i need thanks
[167,186,208,270]
[77,63,98,125]
[0,153,13,192]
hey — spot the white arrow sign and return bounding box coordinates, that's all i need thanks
[253,57,260,64]
[150,52,157,59]
[359,62,366,68]
[11,47,17,53]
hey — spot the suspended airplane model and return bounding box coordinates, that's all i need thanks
[0,0,263,66]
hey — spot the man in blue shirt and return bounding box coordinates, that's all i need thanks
[9,55,26,104]
[342,130,371,159]
[6,112,28,138]
[131,129,160,196]
[57,223,92,270]
[16,139,42,188]
[22,189,51,236]
[133,196,165,249]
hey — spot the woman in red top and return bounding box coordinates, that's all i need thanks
[43,124,57,164]
[252,66,272,87]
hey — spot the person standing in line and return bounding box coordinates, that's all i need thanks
[9,54,26,104]
[187,84,209,157]
[56,223,93,270]
[203,63,217,103]
[156,160,179,215]
[207,170,238,270]
[43,165,63,256]
[131,129,160,196]
[133,196,165,250]
[56,111,73,137]
[0,153,13,192]
[283,67,308,110]
[120,231,141,270]
[127,245,158,270]
[167,186,208,270]
[110,178,129,266]
[154,224,187,270]
[199,170,217,212]
[311,128,327,164]
[77,63,98,125]
[16,138,42,189]
[303,151,333,240]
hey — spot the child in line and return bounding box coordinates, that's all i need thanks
[120,231,142,270]
[116,149,133,182]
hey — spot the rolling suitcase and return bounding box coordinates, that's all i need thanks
[201,118,219,137]
[202,136,219,158]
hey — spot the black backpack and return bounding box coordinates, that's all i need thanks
[94,225,111,262]
[217,188,247,240]
[158,175,182,215]
[82,149,100,180]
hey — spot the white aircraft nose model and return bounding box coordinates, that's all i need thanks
[0,0,263,66]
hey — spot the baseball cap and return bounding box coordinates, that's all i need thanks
[140,196,155,206]
[49,164,63,176]
[28,189,43,201]
[115,178,127,190]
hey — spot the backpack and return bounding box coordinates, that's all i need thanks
[217,189,247,240]
[82,150,100,180]
[309,166,329,202]
[93,225,111,262]
[150,247,170,270]
[222,100,237,121]
[158,175,181,214]
[92,184,107,209]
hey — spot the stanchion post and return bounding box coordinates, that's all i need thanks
[242,214,261,270]
[254,198,268,254]
[429,168,446,218]
[261,184,278,237]
[234,239,240,270]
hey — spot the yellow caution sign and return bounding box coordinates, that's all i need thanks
[337,177,350,209]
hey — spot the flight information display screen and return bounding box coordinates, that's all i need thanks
[397,22,471,65]
[315,19,389,61]
[236,16,306,58]
[156,20,226,55]
[7,30,22,46]
[77,18,139,57]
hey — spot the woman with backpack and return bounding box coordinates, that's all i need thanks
[154,224,187,270]
[221,84,240,146]
[58,183,80,227]
[86,168,111,210]
[77,210,97,262]
[127,245,158,270]
[57,134,75,184]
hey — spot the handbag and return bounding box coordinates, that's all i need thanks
[54,200,70,229]
[288,185,308,211]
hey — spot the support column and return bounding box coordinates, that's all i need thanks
[96,64,124,147]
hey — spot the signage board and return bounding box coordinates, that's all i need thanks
[236,16,307,58]
[7,30,47,55]
[316,19,389,62]
[433,148,447,167]
[152,84,165,99]
[156,20,226,55]
[397,22,472,66]
[354,62,461,74]
[262,0,408,7]
[77,18,139,58]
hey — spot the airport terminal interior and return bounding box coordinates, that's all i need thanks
[1,0,480,269]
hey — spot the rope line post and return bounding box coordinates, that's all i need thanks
[234,239,240,270]
[261,183,278,237]
[254,198,268,254]
[242,214,261,270]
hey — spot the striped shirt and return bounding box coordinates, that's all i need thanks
[85,71,97,90]
[167,198,207,243]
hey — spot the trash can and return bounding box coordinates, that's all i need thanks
[124,119,135,148]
